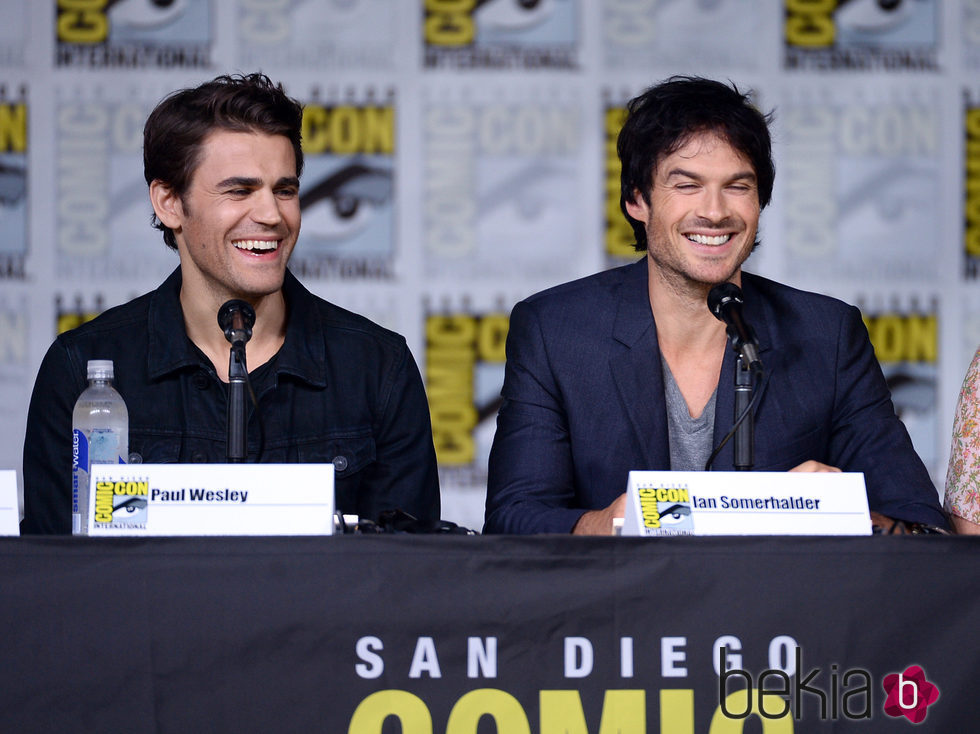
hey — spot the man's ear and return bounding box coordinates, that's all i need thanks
[623,188,650,221]
[149,180,183,230]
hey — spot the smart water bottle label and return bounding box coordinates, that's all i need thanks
[72,429,89,532]
[89,428,120,463]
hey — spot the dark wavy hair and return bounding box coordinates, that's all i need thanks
[143,73,304,250]
[618,76,775,251]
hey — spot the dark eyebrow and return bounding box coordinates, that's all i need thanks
[665,167,757,183]
[216,176,300,189]
[216,176,261,189]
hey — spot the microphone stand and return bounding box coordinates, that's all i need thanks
[733,354,754,471]
[706,283,765,472]
[227,339,248,463]
[218,300,256,463]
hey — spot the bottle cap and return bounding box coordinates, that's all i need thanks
[87,360,114,380]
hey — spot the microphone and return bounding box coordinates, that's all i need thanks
[707,283,763,373]
[217,300,255,463]
[218,300,255,348]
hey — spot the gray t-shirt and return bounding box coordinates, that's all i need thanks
[661,357,716,472]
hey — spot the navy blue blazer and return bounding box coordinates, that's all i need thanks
[484,259,947,533]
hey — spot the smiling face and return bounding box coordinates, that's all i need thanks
[150,129,301,310]
[625,131,760,294]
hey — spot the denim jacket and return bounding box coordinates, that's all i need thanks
[22,268,440,534]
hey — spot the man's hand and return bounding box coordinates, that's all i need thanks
[791,462,940,533]
[789,460,841,473]
[869,511,907,533]
[572,493,626,535]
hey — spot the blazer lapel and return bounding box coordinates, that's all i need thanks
[608,261,671,469]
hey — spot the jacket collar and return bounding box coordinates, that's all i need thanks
[607,258,772,471]
[146,267,326,387]
[609,260,774,354]
[608,258,670,468]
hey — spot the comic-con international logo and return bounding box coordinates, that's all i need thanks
[291,95,396,280]
[55,90,180,280]
[0,1,27,65]
[862,302,939,478]
[423,0,578,69]
[236,0,396,69]
[603,0,763,69]
[56,0,212,68]
[965,99,980,278]
[423,92,581,281]
[94,478,148,528]
[782,89,940,283]
[56,294,105,335]
[0,295,28,381]
[424,308,507,488]
[783,0,938,71]
[0,89,27,280]
[602,100,633,263]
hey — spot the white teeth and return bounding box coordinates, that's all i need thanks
[234,239,278,251]
[687,233,731,246]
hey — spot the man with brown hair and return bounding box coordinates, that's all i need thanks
[485,77,946,535]
[23,73,439,533]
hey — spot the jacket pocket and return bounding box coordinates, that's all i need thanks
[298,434,377,479]
[129,432,182,464]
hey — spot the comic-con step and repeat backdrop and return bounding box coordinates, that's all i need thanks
[2,1,979,530]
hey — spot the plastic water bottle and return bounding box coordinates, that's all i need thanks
[72,360,128,535]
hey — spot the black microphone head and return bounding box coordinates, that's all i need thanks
[707,282,744,321]
[218,300,256,345]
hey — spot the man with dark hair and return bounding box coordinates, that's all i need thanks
[22,73,439,534]
[484,76,946,535]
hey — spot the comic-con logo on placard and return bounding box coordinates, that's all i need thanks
[638,485,694,535]
[423,0,579,70]
[965,94,980,279]
[0,86,27,280]
[94,477,148,528]
[237,0,396,69]
[861,297,939,479]
[290,92,395,281]
[424,304,508,491]
[56,0,212,68]
[784,0,938,71]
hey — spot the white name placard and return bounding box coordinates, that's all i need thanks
[622,471,871,536]
[87,463,335,536]
[0,470,19,536]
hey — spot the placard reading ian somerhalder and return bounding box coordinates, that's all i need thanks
[622,472,872,536]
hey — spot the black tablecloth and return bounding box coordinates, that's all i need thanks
[1,534,976,732]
